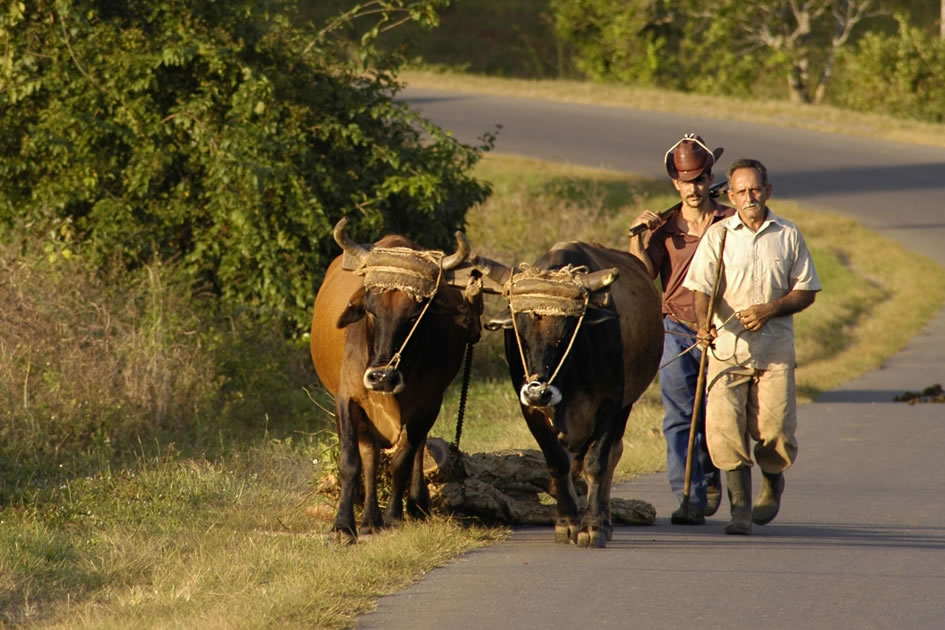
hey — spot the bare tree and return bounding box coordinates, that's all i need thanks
[733,0,877,104]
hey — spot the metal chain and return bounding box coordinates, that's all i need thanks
[452,341,474,450]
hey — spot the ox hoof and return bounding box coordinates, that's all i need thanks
[359,524,381,537]
[554,523,571,544]
[331,529,358,546]
[603,523,614,542]
[576,529,607,549]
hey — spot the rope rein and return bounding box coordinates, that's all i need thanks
[508,268,592,388]
[658,310,740,370]
[382,263,444,372]
[547,293,589,386]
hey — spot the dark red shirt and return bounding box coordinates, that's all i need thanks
[643,202,735,327]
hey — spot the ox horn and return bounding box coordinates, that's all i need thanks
[440,230,471,271]
[472,255,513,293]
[333,218,370,267]
[580,268,619,291]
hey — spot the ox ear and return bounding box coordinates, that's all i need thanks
[336,286,366,328]
[584,306,617,326]
[484,307,513,331]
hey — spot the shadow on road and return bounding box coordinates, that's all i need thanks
[816,390,915,403]
[508,522,945,552]
[776,163,945,198]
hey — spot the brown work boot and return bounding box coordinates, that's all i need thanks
[724,467,752,535]
[705,473,722,517]
[671,503,705,525]
[752,471,785,525]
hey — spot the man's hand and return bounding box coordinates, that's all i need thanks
[736,303,776,332]
[629,209,664,235]
[737,290,817,332]
[696,324,717,350]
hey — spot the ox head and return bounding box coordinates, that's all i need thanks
[485,263,618,408]
[333,218,470,394]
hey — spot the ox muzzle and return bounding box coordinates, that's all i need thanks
[363,366,405,394]
[520,380,562,407]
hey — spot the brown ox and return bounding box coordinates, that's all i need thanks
[310,219,476,543]
[483,241,663,547]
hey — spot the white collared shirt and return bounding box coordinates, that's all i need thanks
[683,209,822,369]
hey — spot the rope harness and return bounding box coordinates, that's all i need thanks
[355,246,445,373]
[506,265,594,390]
[354,245,481,449]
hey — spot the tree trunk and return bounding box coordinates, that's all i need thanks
[787,58,812,104]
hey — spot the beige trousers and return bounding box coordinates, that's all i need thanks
[704,361,798,473]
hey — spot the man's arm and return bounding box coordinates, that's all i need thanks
[627,210,662,279]
[692,290,716,349]
[736,290,817,332]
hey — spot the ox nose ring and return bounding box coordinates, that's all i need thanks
[363,367,405,394]
[520,380,563,407]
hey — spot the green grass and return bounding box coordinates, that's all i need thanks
[2,152,943,629]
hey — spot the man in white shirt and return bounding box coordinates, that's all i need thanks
[684,158,821,535]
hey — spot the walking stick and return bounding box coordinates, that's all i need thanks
[679,229,727,519]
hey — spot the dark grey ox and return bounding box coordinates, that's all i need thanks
[310,219,479,544]
[482,241,663,547]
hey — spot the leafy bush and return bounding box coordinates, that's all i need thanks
[550,0,683,88]
[548,0,787,99]
[0,0,491,333]
[829,14,945,123]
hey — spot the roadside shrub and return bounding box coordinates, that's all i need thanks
[829,14,945,123]
[0,235,326,501]
[0,1,490,334]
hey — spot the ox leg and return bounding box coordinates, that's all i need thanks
[332,399,365,544]
[383,438,416,526]
[406,437,431,519]
[576,404,629,549]
[523,408,579,544]
[358,435,383,536]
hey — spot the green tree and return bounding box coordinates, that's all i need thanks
[0,0,491,333]
[550,0,884,103]
[711,0,878,104]
[830,13,945,122]
[550,0,686,88]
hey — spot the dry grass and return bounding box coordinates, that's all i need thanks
[1,444,503,629]
[400,69,945,149]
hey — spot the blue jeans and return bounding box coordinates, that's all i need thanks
[660,317,718,508]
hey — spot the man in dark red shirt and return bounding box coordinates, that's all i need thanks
[628,134,735,524]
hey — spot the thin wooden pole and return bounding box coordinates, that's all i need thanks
[680,229,727,517]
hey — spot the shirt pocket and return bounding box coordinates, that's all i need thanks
[759,257,789,294]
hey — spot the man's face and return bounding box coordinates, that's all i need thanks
[673,172,713,209]
[727,167,771,225]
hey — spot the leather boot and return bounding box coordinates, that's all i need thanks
[671,501,705,525]
[752,471,785,525]
[705,473,722,517]
[724,467,752,535]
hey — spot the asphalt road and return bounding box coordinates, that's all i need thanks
[358,88,945,630]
